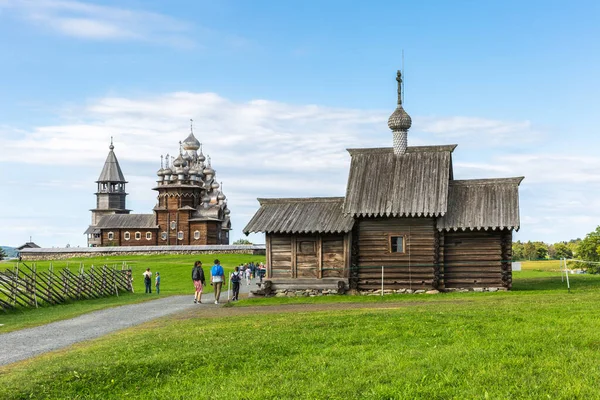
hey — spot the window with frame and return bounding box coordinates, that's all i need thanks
[107,232,114,240]
[146,232,152,240]
[390,236,405,253]
[170,221,176,230]
[177,231,184,240]
[135,232,141,240]
[124,232,131,240]
[161,232,167,241]
[194,230,200,240]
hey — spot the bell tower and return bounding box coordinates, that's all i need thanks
[87,139,130,246]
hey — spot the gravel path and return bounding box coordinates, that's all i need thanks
[0,278,257,367]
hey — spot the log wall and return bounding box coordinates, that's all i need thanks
[442,229,512,288]
[267,233,349,280]
[356,217,437,290]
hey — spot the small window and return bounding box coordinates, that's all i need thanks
[108,232,114,240]
[170,221,176,230]
[177,231,184,240]
[194,230,200,240]
[124,232,131,240]
[161,232,167,241]
[390,236,404,253]
[135,232,141,240]
[146,232,152,240]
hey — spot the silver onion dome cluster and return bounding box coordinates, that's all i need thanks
[156,130,230,217]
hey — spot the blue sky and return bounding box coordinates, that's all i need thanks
[0,0,599,247]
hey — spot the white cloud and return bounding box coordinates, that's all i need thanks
[1,90,598,246]
[415,116,543,145]
[0,0,192,46]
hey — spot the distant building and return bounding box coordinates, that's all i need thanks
[244,71,522,291]
[85,128,231,247]
[16,242,41,250]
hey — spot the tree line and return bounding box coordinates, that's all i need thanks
[513,226,600,273]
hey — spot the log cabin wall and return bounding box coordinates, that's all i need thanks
[356,217,437,290]
[442,229,512,288]
[266,233,349,280]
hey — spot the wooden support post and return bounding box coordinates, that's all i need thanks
[291,236,297,279]
[317,235,323,279]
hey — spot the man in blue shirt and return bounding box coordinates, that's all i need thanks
[210,259,225,304]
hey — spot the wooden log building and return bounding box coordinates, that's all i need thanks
[244,71,522,292]
[84,128,232,247]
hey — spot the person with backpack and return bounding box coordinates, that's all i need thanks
[211,259,225,304]
[192,261,206,304]
[230,266,242,301]
[143,268,152,294]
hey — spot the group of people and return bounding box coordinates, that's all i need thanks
[141,268,160,294]
[191,260,266,303]
[137,260,265,303]
[192,259,226,304]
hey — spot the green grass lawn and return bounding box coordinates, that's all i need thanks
[1,260,600,398]
[0,254,264,332]
[2,273,600,399]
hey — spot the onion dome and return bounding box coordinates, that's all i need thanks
[201,195,211,203]
[163,167,173,176]
[197,143,206,163]
[387,70,412,131]
[224,208,231,215]
[211,181,220,189]
[183,166,190,174]
[182,133,200,151]
[173,154,183,168]
[203,165,215,176]
[182,152,192,162]
[217,192,226,201]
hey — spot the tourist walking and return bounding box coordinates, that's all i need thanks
[143,268,152,293]
[155,272,161,294]
[192,261,206,304]
[230,266,242,301]
[245,266,251,286]
[211,259,225,304]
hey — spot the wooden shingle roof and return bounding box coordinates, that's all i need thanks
[243,197,354,234]
[343,145,456,217]
[97,148,126,183]
[95,214,158,229]
[437,178,524,231]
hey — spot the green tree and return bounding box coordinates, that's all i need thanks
[523,241,537,260]
[534,242,548,260]
[0,247,6,260]
[233,239,253,245]
[553,242,573,259]
[512,241,525,260]
[575,226,600,273]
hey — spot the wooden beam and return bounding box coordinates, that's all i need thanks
[266,234,272,279]
[317,235,323,279]
[291,236,297,279]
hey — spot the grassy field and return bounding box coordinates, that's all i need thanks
[0,254,264,332]
[1,260,600,399]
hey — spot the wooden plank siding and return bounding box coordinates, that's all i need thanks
[442,229,511,288]
[267,233,349,281]
[356,217,437,289]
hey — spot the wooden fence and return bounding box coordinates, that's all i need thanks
[0,262,133,312]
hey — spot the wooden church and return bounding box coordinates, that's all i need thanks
[84,126,231,247]
[244,72,522,291]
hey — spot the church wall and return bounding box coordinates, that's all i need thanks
[442,229,512,289]
[356,217,437,290]
[266,233,350,280]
